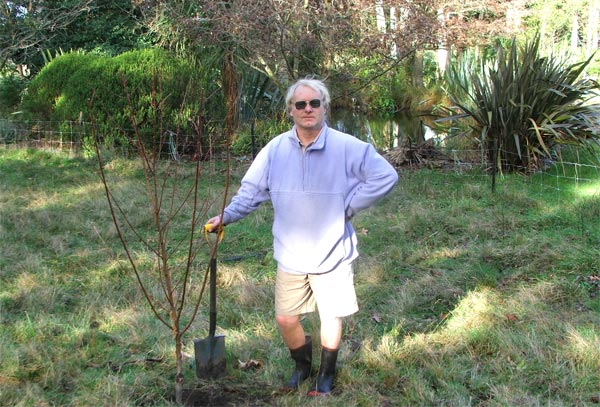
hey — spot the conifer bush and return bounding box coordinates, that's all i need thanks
[23,48,210,152]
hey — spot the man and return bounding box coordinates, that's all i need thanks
[206,77,398,396]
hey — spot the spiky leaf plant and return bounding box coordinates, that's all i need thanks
[444,34,600,173]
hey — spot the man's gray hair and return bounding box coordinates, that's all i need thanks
[285,77,331,112]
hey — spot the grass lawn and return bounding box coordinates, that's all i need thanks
[1,148,599,406]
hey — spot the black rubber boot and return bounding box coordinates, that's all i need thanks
[282,336,312,391]
[307,347,338,396]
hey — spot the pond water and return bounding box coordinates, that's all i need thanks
[329,111,441,151]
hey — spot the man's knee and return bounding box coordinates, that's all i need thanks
[276,314,300,329]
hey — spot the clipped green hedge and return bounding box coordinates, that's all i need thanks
[25,52,101,121]
[23,48,213,150]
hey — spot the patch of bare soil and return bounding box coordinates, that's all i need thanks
[180,379,275,407]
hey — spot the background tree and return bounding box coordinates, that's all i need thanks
[525,0,600,75]
[22,49,212,156]
[137,1,440,102]
[44,0,148,57]
[434,0,528,76]
[0,0,94,74]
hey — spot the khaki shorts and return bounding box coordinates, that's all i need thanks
[275,262,358,319]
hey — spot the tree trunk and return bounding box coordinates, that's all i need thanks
[571,13,579,58]
[376,0,386,33]
[505,0,523,32]
[390,6,398,58]
[436,8,449,78]
[587,0,599,60]
[223,50,238,141]
[175,334,184,404]
[539,5,548,54]
[412,50,424,87]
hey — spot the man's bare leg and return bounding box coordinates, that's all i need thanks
[276,314,306,349]
[320,316,342,349]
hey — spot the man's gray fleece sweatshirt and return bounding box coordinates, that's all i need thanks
[222,123,398,274]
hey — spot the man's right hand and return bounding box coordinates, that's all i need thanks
[205,215,223,232]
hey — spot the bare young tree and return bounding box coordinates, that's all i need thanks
[90,73,231,404]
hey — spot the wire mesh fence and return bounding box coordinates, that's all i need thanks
[1,119,599,199]
[0,119,91,156]
[0,119,209,160]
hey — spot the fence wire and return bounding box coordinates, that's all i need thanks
[1,119,599,200]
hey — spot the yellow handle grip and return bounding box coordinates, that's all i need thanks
[204,223,224,243]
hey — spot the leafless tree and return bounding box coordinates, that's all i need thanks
[90,73,231,404]
[136,0,441,94]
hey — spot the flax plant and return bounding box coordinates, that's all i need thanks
[444,34,600,176]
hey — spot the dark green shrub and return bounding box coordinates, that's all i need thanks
[0,74,27,116]
[23,49,215,152]
[23,52,100,121]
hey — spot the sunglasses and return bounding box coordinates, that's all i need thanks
[294,99,322,110]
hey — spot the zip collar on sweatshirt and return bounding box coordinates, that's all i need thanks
[289,124,327,151]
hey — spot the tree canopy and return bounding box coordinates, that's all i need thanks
[1,1,93,72]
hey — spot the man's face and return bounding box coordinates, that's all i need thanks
[289,85,326,133]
